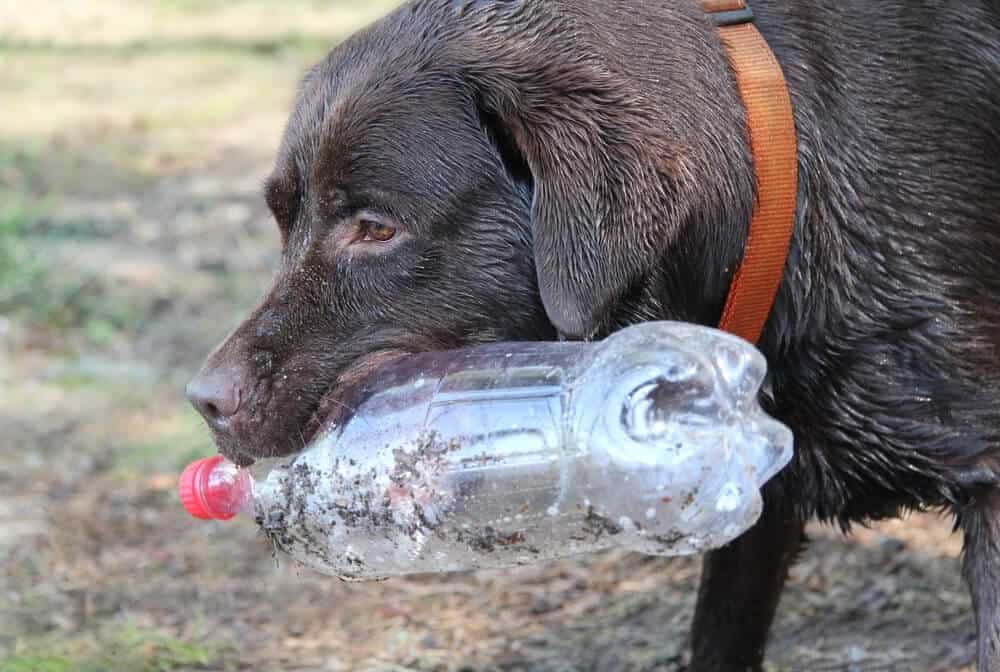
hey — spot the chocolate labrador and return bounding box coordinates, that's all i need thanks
[186,1,1000,669]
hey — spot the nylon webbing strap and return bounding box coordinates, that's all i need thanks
[703,0,798,345]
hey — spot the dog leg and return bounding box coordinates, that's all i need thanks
[962,488,1000,671]
[688,485,805,672]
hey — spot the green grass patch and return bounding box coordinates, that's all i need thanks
[2,626,228,672]
[0,160,103,333]
[0,195,49,317]
[114,403,214,479]
[0,191,154,350]
[34,276,146,344]
[47,360,157,399]
[0,655,73,672]
[36,361,213,479]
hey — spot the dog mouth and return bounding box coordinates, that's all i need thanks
[213,349,410,467]
[298,349,411,449]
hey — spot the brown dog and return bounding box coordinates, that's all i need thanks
[187,1,1000,669]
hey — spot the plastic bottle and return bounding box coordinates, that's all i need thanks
[179,321,793,580]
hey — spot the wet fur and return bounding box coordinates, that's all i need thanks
[193,1,1000,669]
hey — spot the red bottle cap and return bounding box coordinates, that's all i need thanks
[178,455,248,520]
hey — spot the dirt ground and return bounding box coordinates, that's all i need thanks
[0,3,978,671]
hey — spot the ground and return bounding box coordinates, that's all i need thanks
[0,2,978,671]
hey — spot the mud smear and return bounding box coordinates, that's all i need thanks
[583,506,625,539]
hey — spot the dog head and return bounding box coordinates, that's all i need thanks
[187,0,751,465]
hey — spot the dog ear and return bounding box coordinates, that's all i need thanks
[452,1,746,340]
[470,77,685,340]
[447,1,758,340]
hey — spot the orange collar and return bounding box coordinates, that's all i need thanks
[703,0,798,345]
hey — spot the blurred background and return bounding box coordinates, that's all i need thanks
[0,2,977,670]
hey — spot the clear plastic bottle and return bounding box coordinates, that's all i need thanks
[179,321,793,580]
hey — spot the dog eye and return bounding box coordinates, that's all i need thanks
[360,220,397,243]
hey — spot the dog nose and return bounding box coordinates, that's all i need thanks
[186,367,245,430]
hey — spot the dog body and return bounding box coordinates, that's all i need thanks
[188,1,1000,669]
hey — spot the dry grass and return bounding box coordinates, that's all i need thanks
[0,1,399,46]
[0,1,402,169]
